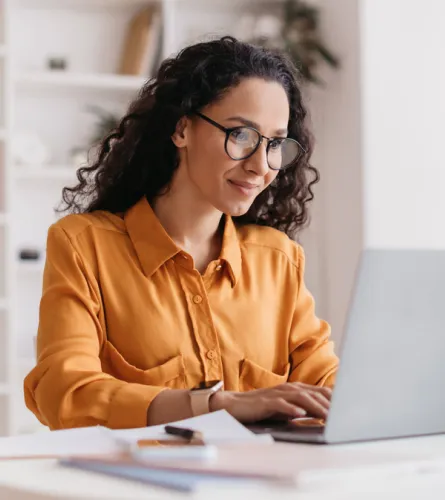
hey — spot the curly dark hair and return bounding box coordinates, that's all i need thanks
[60,36,319,237]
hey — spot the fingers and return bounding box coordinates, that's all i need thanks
[310,391,330,412]
[277,384,330,419]
[269,398,307,420]
[232,383,331,424]
[290,382,332,400]
[281,383,331,406]
[294,392,328,419]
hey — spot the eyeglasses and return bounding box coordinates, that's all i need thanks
[195,112,305,171]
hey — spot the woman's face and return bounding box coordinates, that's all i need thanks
[172,77,290,217]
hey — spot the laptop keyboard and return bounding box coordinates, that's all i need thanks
[247,418,325,435]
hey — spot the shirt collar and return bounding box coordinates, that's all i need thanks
[124,197,242,287]
[220,215,242,287]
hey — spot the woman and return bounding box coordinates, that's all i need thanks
[24,36,338,430]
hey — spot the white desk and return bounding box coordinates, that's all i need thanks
[2,434,445,500]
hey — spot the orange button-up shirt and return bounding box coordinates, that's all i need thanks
[24,197,338,430]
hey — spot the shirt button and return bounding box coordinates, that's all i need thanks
[206,350,216,360]
[193,295,203,304]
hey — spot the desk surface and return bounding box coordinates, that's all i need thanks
[2,434,445,500]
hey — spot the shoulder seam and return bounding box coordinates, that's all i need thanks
[240,240,301,269]
[54,225,99,285]
[56,225,90,271]
[57,217,126,240]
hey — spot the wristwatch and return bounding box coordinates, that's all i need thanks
[189,380,224,416]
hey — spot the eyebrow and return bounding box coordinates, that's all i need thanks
[226,116,288,136]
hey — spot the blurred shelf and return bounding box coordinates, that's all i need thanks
[0,384,11,396]
[14,71,147,93]
[17,260,45,274]
[170,0,287,3]
[18,356,36,372]
[15,0,159,8]
[14,165,78,181]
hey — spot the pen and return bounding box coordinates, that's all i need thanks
[135,426,205,449]
[164,425,204,443]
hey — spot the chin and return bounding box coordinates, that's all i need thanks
[228,206,251,217]
[216,200,252,217]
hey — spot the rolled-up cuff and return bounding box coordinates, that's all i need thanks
[107,384,169,429]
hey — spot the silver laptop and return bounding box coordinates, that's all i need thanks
[249,249,445,444]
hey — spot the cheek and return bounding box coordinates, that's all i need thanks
[187,137,233,186]
[189,130,223,167]
[263,170,279,190]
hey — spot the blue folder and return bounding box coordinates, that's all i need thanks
[60,458,269,492]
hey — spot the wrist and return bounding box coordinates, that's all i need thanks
[209,391,234,412]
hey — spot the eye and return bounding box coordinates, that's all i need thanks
[269,138,285,151]
[230,128,251,143]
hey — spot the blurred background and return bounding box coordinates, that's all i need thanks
[0,0,442,435]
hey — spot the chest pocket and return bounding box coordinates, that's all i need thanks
[239,358,290,391]
[101,341,187,389]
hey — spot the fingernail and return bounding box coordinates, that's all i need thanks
[295,408,306,417]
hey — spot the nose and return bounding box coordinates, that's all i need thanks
[244,141,269,177]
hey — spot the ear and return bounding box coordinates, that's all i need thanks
[171,117,189,148]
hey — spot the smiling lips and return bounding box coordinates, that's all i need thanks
[228,179,260,196]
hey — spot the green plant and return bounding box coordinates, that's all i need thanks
[70,106,120,166]
[249,1,340,85]
[86,105,120,145]
[283,0,340,84]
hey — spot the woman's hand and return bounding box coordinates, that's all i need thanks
[209,383,331,423]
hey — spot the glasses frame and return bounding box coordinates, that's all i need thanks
[194,111,306,171]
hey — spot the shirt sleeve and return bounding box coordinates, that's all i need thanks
[287,246,339,387]
[23,225,167,430]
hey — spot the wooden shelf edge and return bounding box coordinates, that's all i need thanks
[14,166,78,180]
[17,261,45,272]
[15,0,160,8]
[15,71,147,92]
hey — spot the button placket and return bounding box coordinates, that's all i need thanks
[175,264,223,381]
[192,286,223,378]
[202,260,225,292]
[174,252,194,271]
[193,295,203,304]
[206,350,216,360]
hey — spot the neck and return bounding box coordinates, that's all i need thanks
[152,177,223,255]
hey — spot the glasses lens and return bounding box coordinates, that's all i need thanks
[267,138,302,170]
[226,127,261,160]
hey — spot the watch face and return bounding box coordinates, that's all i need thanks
[191,380,222,391]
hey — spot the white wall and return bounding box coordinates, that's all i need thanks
[361,0,445,248]
[304,0,445,345]
[301,0,363,344]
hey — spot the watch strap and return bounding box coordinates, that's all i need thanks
[189,381,223,417]
[190,391,213,417]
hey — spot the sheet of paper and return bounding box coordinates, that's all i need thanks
[0,427,121,459]
[0,410,269,459]
[111,410,273,445]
